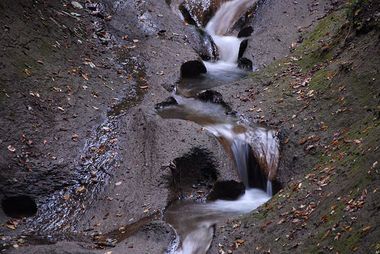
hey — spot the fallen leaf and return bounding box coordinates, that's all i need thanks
[6,224,16,230]
[361,225,371,234]
[24,69,31,76]
[235,239,245,248]
[82,73,89,81]
[76,186,86,194]
[72,134,79,141]
[7,145,16,152]
[71,1,83,9]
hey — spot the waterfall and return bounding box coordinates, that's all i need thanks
[205,0,257,36]
[161,1,280,253]
[204,0,257,64]
[196,0,258,84]
[231,139,250,187]
[266,180,273,196]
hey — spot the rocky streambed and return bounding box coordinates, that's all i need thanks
[1,0,379,254]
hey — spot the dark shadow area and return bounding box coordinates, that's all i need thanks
[238,26,253,38]
[247,148,282,194]
[238,57,253,71]
[178,4,197,26]
[180,60,207,78]
[170,148,218,199]
[207,180,245,201]
[2,195,38,218]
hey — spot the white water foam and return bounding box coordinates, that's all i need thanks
[171,189,270,254]
[266,180,273,196]
[209,188,271,213]
[209,35,243,63]
[205,0,257,36]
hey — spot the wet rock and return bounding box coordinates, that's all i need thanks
[197,90,224,104]
[154,97,178,110]
[207,180,245,200]
[179,0,227,27]
[246,150,268,190]
[247,128,280,182]
[180,60,207,78]
[237,26,253,38]
[178,3,198,26]
[197,90,232,112]
[186,27,219,61]
[237,57,253,71]
[238,39,248,59]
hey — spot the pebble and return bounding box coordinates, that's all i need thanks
[71,1,83,9]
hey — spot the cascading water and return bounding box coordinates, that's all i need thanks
[231,139,250,187]
[201,0,258,78]
[176,0,258,97]
[159,0,279,253]
[205,0,254,60]
[205,0,257,36]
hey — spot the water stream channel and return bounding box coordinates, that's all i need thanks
[156,0,280,253]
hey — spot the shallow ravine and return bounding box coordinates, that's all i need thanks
[3,0,374,253]
[157,0,280,253]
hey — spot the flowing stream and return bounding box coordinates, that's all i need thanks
[158,0,279,253]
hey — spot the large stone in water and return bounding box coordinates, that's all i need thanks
[154,97,178,110]
[179,0,228,27]
[186,27,219,61]
[197,90,232,112]
[180,60,207,78]
[197,90,224,104]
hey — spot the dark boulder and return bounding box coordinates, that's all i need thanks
[154,97,178,110]
[197,90,232,112]
[180,60,207,78]
[197,90,224,104]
